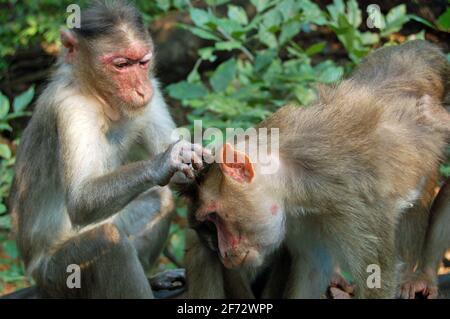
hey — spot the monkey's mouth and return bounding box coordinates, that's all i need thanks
[203,213,247,269]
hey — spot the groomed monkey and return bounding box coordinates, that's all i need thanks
[181,40,450,299]
[9,1,205,298]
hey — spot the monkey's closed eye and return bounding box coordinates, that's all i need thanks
[112,58,131,69]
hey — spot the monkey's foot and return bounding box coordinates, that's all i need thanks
[326,273,355,299]
[149,268,186,291]
[399,272,438,299]
[330,273,355,294]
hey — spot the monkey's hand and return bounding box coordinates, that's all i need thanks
[399,270,438,299]
[151,140,209,186]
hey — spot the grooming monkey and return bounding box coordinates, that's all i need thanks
[9,1,206,298]
[181,40,450,298]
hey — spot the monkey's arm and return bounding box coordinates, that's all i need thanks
[185,230,226,298]
[57,109,201,227]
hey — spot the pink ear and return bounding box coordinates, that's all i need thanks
[60,30,78,63]
[219,143,255,183]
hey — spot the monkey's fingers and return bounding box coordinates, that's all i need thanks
[179,149,203,170]
[177,163,195,179]
[192,143,214,163]
[399,282,416,299]
[425,286,439,299]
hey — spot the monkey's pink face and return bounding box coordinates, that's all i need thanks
[193,144,285,270]
[196,202,259,269]
[100,45,153,110]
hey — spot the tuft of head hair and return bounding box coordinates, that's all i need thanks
[73,0,148,41]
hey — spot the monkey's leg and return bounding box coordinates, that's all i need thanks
[412,178,450,299]
[113,186,175,271]
[396,204,430,299]
[284,222,334,299]
[260,247,292,298]
[284,249,334,299]
[184,230,226,298]
[34,223,153,298]
[342,225,398,299]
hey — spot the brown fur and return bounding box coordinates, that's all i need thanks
[183,40,449,298]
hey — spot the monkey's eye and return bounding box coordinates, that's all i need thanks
[112,58,130,69]
[139,52,152,66]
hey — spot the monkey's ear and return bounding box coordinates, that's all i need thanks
[219,143,255,183]
[60,30,78,64]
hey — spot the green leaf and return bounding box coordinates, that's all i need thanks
[228,5,248,25]
[156,0,171,11]
[189,8,212,28]
[166,81,209,100]
[250,0,273,12]
[215,17,245,36]
[215,40,242,51]
[0,144,11,159]
[305,42,326,56]
[258,27,278,48]
[187,26,221,41]
[316,62,344,83]
[2,240,19,259]
[436,8,450,31]
[198,47,217,62]
[0,93,10,119]
[360,32,379,45]
[279,21,301,45]
[0,214,11,229]
[381,4,410,37]
[205,0,230,5]
[294,86,317,105]
[0,123,12,132]
[262,8,283,30]
[13,85,34,112]
[187,64,201,83]
[278,0,298,21]
[210,59,237,92]
[299,1,327,25]
[346,0,362,28]
[254,50,277,72]
[408,15,434,29]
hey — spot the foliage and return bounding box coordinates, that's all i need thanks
[167,0,423,132]
[0,88,34,294]
[0,0,185,76]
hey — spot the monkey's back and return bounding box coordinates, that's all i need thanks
[264,41,449,215]
[350,40,450,104]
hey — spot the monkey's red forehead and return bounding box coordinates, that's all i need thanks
[101,44,152,63]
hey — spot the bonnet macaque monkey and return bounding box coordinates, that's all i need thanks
[182,40,450,298]
[9,1,206,298]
